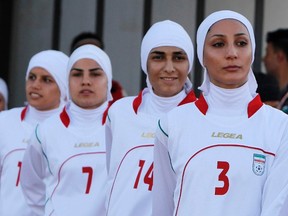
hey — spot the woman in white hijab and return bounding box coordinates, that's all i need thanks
[0,77,8,111]
[106,20,196,216]
[153,10,288,216]
[0,50,68,216]
[21,45,112,216]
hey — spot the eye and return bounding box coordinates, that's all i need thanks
[28,74,36,80]
[173,54,187,61]
[43,77,54,83]
[91,70,104,77]
[212,42,225,48]
[70,70,83,77]
[236,40,248,47]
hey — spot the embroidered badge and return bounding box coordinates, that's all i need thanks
[252,153,266,176]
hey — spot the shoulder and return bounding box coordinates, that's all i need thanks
[109,96,136,112]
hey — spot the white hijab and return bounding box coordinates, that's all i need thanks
[0,78,8,110]
[26,50,69,104]
[67,44,113,102]
[196,10,258,96]
[141,20,194,93]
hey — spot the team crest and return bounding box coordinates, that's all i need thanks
[252,153,266,176]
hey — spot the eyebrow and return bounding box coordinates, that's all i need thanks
[150,51,186,55]
[211,32,248,38]
[71,67,102,72]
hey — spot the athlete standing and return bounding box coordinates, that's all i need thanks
[20,45,112,215]
[106,20,196,216]
[0,50,68,216]
[153,10,288,216]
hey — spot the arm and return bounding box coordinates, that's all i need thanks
[20,124,46,216]
[105,115,112,173]
[153,118,176,216]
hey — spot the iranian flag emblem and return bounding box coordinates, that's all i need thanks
[253,153,266,176]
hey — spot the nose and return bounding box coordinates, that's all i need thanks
[31,78,41,89]
[225,44,237,59]
[164,59,175,73]
[82,73,91,86]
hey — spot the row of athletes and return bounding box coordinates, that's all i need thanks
[0,10,288,216]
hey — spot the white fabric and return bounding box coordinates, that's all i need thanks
[26,50,69,104]
[140,20,194,93]
[154,102,288,216]
[21,108,107,216]
[66,100,107,130]
[138,88,187,117]
[196,10,257,96]
[0,78,8,109]
[67,44,113,102]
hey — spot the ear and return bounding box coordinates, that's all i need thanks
[277,50,286,62]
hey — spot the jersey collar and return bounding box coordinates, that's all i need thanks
[60,105,109,127]
[195,93,263,118]
[20,106,28,121]
[132,89,197,114]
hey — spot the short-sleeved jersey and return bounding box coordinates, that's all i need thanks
[154,94,288,216]
[106,89,196,216]
[0,107,34,216]
[21,108,107,216]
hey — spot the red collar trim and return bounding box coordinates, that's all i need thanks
[195,94,209,115]
[60,104,111,127]
[195,93,263,118]
[60,107,70,128]
[133,90,143,114]
[178,90,197,106]
[102,101,113,125]
[247,94,263,118]
[20,106,28,121]
[132,90,197,114]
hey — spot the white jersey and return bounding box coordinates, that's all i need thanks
[106,89,196,216]
[154,95,288,216]
[21,107,107,216]
[0,107,34,216]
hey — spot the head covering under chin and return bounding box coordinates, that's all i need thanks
[26,50,69,103]
[196,10,257,96]
[67,44,113,102]
[140,20,194,93]
[0,78,8,110]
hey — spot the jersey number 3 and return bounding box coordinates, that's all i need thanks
[215,161,229,195]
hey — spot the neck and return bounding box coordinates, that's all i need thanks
[205,82,253,116]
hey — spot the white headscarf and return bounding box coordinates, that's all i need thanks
[67,44,113,102]
[0,78,8,110]
[26,50,69,104]
[196,10,257,96]
[141,20,194,92]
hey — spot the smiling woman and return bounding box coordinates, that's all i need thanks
[0,50,68,216]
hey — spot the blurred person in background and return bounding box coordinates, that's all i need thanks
[0,77,8,111]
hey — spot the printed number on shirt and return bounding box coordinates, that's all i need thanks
[16,161,22,187]
[134,160,153,191]
[82,166,93,194]
[215,161,230,195]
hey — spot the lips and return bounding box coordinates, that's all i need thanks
[161,77,177,81]
[29,92,42,99]
[80,89,94,95]
[223,65,241,71]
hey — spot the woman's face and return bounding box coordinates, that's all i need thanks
[203,19,252,89]
[69,58,108,109]
[26,67,61,111]
[147,46,189,97]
